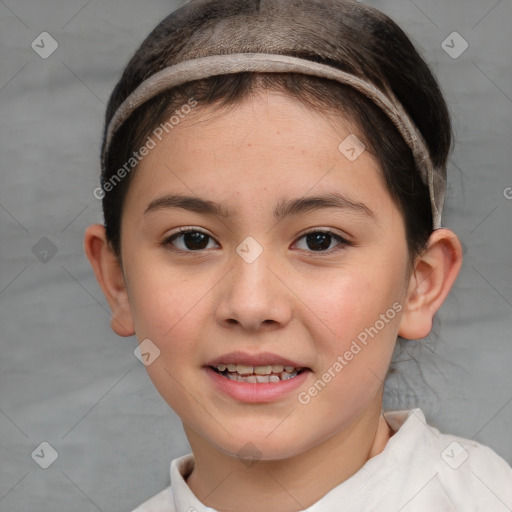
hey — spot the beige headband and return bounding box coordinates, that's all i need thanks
[104,53,445,228]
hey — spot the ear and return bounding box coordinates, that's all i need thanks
[83,224,135,337]
[398,228,463,340]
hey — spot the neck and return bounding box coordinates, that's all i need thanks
[183,398,392,511]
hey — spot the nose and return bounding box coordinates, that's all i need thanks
[215,247,293,332]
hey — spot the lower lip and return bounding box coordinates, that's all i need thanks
[205,367,311,403]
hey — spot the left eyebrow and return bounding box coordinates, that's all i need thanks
[273,192,375,221]
[144,192,375,220]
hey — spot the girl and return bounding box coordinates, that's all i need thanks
[84,0,512,510]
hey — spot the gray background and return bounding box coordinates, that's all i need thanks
[0,0,511,510]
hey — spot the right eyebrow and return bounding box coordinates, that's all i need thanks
[144,194,236,218]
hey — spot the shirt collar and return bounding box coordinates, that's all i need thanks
[170,409,429,512]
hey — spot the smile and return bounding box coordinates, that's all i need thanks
[211,364,304,383]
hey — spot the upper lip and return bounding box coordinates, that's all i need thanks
[205,351,307,368]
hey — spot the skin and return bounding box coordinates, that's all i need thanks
[84,90,462,511]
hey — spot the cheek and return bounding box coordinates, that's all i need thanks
[303,274,401,409]
[297,264,401,334]
[303,275,372,334]
[123,253,207,351]
[124,261,210,410]
[294,257,405,372]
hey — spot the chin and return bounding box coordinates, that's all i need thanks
[207,426,311,463]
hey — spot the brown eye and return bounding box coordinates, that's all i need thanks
[165,229,219,252]
[294,230,350,253]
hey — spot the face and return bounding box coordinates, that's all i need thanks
[119,90,412,460]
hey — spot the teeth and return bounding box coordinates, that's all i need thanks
[215,363,300,375]
[236,364,254,375]
[254,365,272,375]
[214,363,302,383]
[254,374,289,383]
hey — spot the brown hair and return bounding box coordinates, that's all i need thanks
[100,0,452,263]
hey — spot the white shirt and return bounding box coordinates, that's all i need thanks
[132,408,512,511]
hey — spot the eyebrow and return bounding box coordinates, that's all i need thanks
[144,192,375,220]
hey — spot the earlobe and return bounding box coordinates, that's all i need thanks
[83,224,135,337]
[398,228,463,340]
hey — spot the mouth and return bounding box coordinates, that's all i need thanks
[209,363,306,383]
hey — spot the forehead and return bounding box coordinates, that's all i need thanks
[124,90,390,218]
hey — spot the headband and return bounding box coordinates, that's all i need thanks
[104,53,445,228]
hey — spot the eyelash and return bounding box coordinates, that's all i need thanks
[162,227,353,255]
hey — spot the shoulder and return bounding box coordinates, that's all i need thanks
[130,486,174,512]
[130,453,194,512]
[436,432,512,509]
[385,409,512,510]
